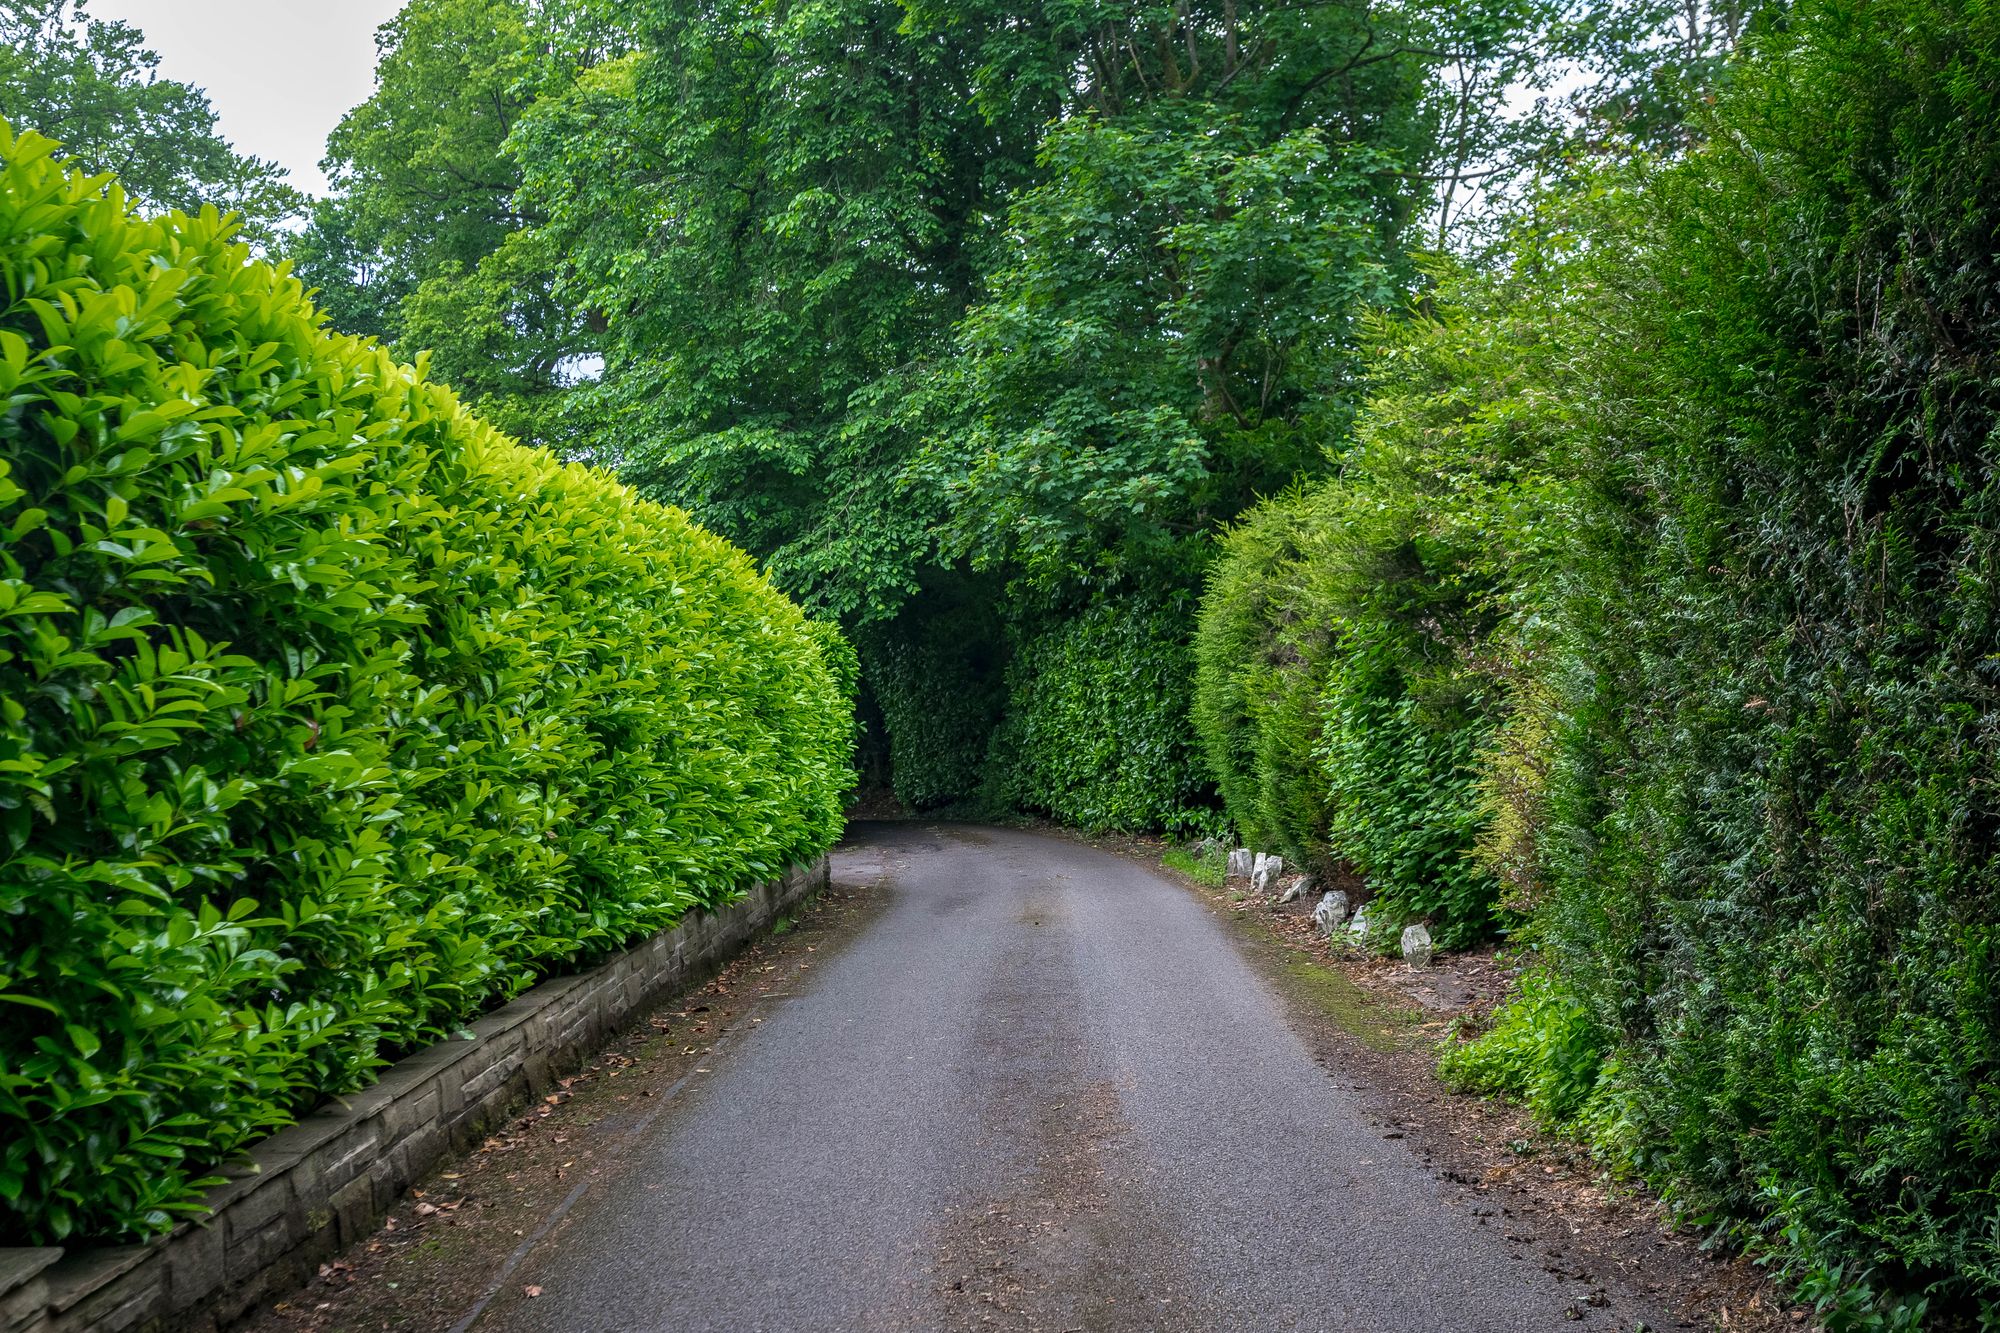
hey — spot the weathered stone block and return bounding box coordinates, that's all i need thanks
[224,1200,297,1286]
[162,1222,223,1316]
[329,1174,376,1250]
[378,1083,441,1147]
[49,1250,163,1333]
[305,1124,380,1198]
[0,1248,62,1333]
[387,1122,446,1185]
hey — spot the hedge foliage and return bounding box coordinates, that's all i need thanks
[988,595,1215,835]
[854,576,1005,811]
[1192,265,1568,943]
[0,123,852,1245]
[1517,0,2000,1312]
[1193,492,1338,876]
[859,586,1215,833]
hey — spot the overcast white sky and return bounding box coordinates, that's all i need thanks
[86,0,405,195]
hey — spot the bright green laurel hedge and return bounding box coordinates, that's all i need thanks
[0,123,853,1245]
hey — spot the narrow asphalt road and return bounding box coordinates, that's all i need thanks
[474,823,1667,1332]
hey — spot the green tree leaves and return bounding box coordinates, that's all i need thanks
[512,0,1048,619]
[0,0,301,243]
[286,0,613,449]
[927,115,1409,585]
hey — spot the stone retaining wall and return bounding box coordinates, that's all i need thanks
[0,860,829,1333]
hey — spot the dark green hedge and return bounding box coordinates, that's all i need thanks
[1347,0,2000,1317]
[1520,0,2000,1313]
[855,576,1006,810]
[1191,270,1565,942]
[0,124,853,1245]
[1192,491,1339,877]
[989,594,1215,834]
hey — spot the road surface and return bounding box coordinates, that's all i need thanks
[473,823,1666,1332]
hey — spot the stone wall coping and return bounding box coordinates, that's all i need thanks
[43,1248,150,1314]
[0,1250,60,1294]
[0,858,829,1333]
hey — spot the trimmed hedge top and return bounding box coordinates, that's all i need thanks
[0,122,852,1244]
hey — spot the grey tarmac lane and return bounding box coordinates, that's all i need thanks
[473,822,1671,1333]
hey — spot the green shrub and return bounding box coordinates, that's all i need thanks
[1193,491,1340,875]
[1469,673,1557,913]
[1507,0,2000,1313]
[0,123,852,1245]
[1161,841,1228,889]
[1192,263,1569,943]
[1297,469,1504,946]
[1440,968,1614,1130]
[860,631,998,809]
[989,594,1216,834]
[1317,642,1495,944]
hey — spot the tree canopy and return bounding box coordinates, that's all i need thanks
[0,0,300,242]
